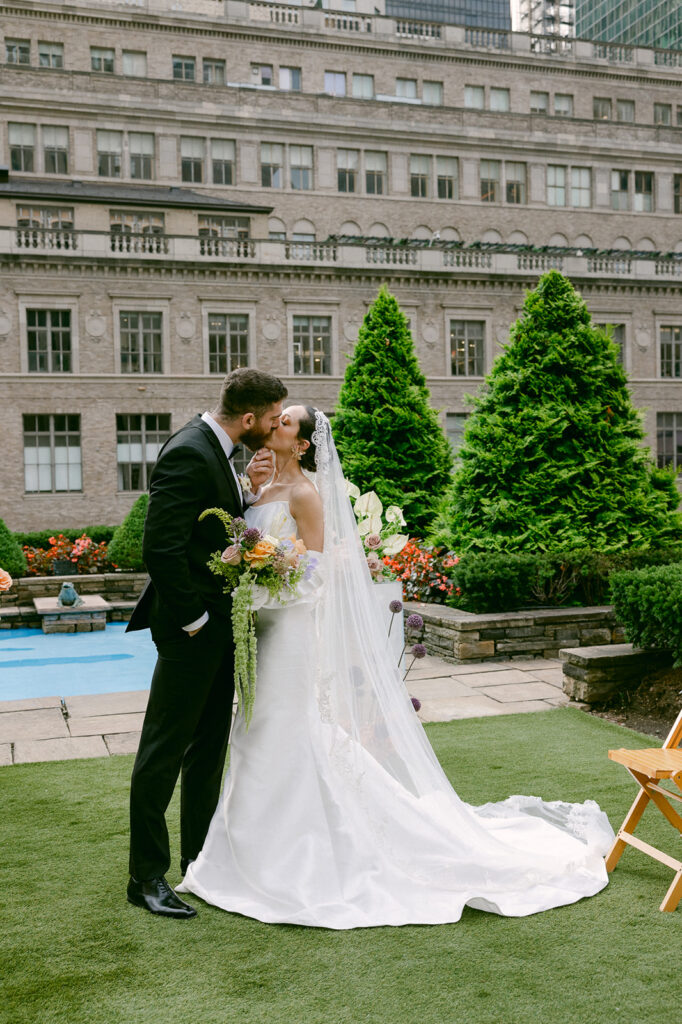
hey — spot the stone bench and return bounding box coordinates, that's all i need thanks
[560,643,673,704]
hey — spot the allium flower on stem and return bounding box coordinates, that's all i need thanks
[411,696,421,712]
[411,643,427,659]
[406,613,423,631]
[389,599,403,614]
[241,527,262,550]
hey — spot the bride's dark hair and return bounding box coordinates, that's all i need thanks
[296,406,318,472]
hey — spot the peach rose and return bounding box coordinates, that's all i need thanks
[221,544,242,566]
[243,537,277,568]
[290,536,307,556]
[0,568,12,592]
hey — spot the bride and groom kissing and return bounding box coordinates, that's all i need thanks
[125,367,615,929]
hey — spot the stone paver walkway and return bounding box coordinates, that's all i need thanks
[0,654,569,766]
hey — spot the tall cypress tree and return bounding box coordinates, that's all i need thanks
[442,271,681,553]
[333,286,452,536]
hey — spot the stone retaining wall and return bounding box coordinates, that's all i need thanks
[405,602,625,663]
[0,572,147,628]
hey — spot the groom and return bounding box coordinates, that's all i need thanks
[125,368,287,918]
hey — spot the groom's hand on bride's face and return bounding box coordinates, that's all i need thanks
[247,449,274,490]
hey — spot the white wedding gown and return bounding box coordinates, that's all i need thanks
[177,499,614,929]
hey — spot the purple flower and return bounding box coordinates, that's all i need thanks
[242,527,262,549]
[389,599,403,613]
[411,643,426,659]
[406,613,423,630]
[411,696,422,712]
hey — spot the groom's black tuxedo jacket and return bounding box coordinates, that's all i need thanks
[126,415,243,635]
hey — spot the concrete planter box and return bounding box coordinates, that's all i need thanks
[0,572,147,629]
[404,601,625,664]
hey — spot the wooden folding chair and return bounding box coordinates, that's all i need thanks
[606,708,682,911]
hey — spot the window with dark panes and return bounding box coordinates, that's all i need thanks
[173,55,195,81]
[203,59,225,85]
[38,43,63,69]
[657,413,682,469]
[120,311,163,373]
[181,137,204,183]
[211,139,235,185]
[290,145,313,190]
[130,133,154,180]
[611,169,629,210]
[116,414,171,491]
[337,149,358,193]
[292,316,332,375]
[437,156,457,199]
[634,171,653,212]
[97,130,122,177]
[27,309,71,372]
[6,40,30,64]
[505,162,526,204]
[91,47,114,73]
[23,414,81,493]
[593,97,612,120]
[675,175,682,214]
[9,124,35,172]
[252,64,273,86]
[261,143,283,188]
[280,66,301,91]
[410,155,430,198]
[450,320,484,377]
[365,151,387,195]
[660,326,682,378]
[480,160,500,203]
[654,103,672,126]
[43,126,68,174]
[208,314,249,374]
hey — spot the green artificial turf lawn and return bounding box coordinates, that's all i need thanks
[1,708,678,1024]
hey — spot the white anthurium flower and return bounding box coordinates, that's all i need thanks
[381,533,409,556]
[385,505,406,526]
[345,479,361,501]
[355,490,383,519]
[357,514,383,537]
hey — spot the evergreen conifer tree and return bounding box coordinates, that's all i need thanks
[332,286,452,535]
[441,271,681,553]
[108,494,149,570]
[0,518,27,578]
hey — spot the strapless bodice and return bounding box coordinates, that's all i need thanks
[245,499,297,541]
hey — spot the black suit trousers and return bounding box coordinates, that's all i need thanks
[129,612,235,880]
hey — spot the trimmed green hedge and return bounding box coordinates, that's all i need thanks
[14,526,116,548]
[610,563,682,664]
[448,545,682,614]
[0,518,27,578]
[108,495,148,571]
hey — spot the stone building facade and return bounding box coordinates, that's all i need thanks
[1,0,682,530]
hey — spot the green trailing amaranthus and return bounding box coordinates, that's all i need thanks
[231,571,258,727]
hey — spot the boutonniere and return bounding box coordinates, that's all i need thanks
[238,473,253,494]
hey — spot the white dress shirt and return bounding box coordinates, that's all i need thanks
[182,412,260,633]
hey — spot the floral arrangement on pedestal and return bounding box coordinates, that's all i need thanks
[345,483,409,580]
[22,533,113,576]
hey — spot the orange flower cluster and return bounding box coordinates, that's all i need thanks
[22,534,114,576]
[383,540,462,604]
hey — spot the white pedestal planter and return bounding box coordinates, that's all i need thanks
[372,579,405,673]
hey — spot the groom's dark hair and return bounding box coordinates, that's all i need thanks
[218,368,288,419]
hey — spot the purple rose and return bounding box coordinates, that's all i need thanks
[406,613,423,630]
[411,643,427,659]
[411,696,422,712]
[389,599,403,613]
[366,533,382,550]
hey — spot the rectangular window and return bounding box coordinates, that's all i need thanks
[198,215,250,240]
[657,412,682,469]
[337,148,358,193]
[654,102,672,126]
[554,93,573,117]
[660,326,682,378]
[211,138,235,185]
[120,312,163,374]
[9,123,35,172]
[43,126,68,174]
[16,205,73,231]
[129,132,154,180]
[464,85,484,110]
[365,151,387,195]
[290,145,313,191]
[410,154,430,198]
[436,156,458,199]
[634,171,654,212]
[38,42,64,69]
[396,77,417,99]
[261,143,283,188]
[446,413,469,457]
[677,106,682,127]
[23,414,81,493]
[593,96,612,120]
[596,322,625,366]
[617,98,635,122]
[352,73,374,99]
[180,136,204,183]
[123,50,147,77]
[480,159,500,203]
[450,320,484,377]
[6,39,30,65]
[506,162,526,204]
[279,66,301,91]
[423,80,443,106]
[547,164,567,207]
[203,59,225,85]
[27,309,71,373]
[675,174,682,214]
[324,71,346,97]
[530,90,549,114]
[116,414,170,491]
[571,166,591,208]
[110,211,165,252]
[91,47,114,73]
[611,169,629,210]
[292,315,332,375]
[490,87,510,112]
[252,63,273,86]
[173,55,195,81]
[97,130,122,177]
[207,313,249,375]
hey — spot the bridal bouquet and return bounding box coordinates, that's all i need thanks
[199,508,311,727]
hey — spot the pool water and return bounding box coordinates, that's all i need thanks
[0,624,156,701]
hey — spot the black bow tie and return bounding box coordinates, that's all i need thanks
[228,444,242,461]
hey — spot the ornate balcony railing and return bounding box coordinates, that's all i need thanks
[443,250,492,268]
[198,236,256,258]
[365,245,418,265]
[15,226,78,251]
[517,253,564,271]
[592,42,635,63]
[284,241,337,262]
[586,255,632,274]
[396,20,442,41]
[324,13,373,34]
[110,231,169,254]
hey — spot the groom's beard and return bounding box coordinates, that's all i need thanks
[240,426,275,451]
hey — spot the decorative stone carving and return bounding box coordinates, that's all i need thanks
[496,324,509,346]
[85,311,106,341]
[0,309,11,337]
[422,319,438,347]
[343,313,362,342]
[176,312,196,342]
[634,326,651,351]
[262,315,281,343]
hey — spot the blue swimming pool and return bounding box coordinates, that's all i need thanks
[0,624,156,701]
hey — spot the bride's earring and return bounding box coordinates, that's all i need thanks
[291,446,303,461]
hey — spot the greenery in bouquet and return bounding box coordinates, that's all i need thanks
[383,540,460,603]
[345,484,409,580]
[199,507,312,727]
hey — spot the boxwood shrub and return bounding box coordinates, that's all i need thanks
[610,563,682,664]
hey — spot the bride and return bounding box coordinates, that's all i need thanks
[178,407,614,928]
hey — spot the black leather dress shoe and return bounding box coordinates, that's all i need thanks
[127,875,197,919]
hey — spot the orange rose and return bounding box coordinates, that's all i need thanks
[0,568,13,592]
[243,537,277,568]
